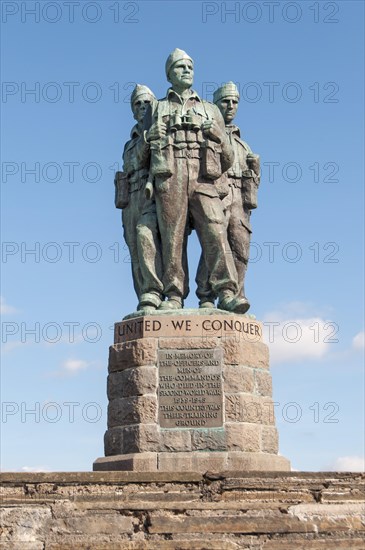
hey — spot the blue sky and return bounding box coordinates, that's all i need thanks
[1,0,364,472]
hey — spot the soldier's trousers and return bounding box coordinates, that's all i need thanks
[154,157,238,300]
[196,184,251,301]
[122,186,163,301]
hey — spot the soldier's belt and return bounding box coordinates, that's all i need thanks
[173,147,200,159]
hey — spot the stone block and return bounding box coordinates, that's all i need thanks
[223,364,255,393]
[222,338,269,368]
[108,395,157,428]
[52,511,134,535]
[107,366,157,400]
[123,424,160,454]
[148,513,316,534]
[255,369,273,396]
[226,452,291,471]
[93,452,158,471]
[191,428,227,451]
[158,336,219,349]
[261,426,279,454]
[226,423,261,452]
[159,429,192,452]
[157,451,227,473]
[108,339,157,373]
[104,427,123,455]
[225,394,276,425]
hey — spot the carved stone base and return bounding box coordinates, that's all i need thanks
[93,451,290,472]
[94,311,291,472]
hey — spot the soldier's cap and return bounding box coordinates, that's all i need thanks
[165,48,193,78]
[213,82,240,104]
[130,84,156,107]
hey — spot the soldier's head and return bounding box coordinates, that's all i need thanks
[131,84,156,123]
[213,82,240,124]
[165,48,194,92]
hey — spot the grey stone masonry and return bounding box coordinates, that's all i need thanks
[94,311,290,472]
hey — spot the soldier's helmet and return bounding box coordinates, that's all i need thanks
[213,81,240,104]
[130,84,156,111]
[165,48,194,78]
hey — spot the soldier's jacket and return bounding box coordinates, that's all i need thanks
[122,124,150,193]
[225,125,260,184]
[144,88,234,177]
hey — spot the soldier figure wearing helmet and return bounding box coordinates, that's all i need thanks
[196,82,261,310]
[116,84,164,313]
[144,49,249,313]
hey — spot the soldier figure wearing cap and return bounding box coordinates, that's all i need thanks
[144,48,248,313]
[196,82,261,309]
[115,84,164,313]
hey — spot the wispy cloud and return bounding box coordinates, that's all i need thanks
[326,455,365,472]
[0,296,18,315]
[352,331,365,350]
[263,302,334,365]
[62,358,90,373]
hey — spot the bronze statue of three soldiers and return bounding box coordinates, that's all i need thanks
[115,49,260,315]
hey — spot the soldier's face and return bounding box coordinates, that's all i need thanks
[168,60,194,89]
[216,95,239,123]
[132,94,154,122]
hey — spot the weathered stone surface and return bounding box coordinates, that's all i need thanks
[108,339,157,372]
[158,429,192,452]
[0,506,52,544]
[225,422,261,452]
[191,428,227,451]
[255,369,273,396]
[261,426,279,454]
[225,394,276,425]
[148,513,317,534]
[222,338,269,368]
[223,364,255,393]
[159,336,219,349]
[107,366,157,400]
[2,472,363,548]
[226,452,291,471]
[93,452,157,472]
[114,315,263,343]
[108,395,157,427]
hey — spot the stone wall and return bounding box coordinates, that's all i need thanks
[1,471,364,549]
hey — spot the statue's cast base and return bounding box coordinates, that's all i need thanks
[93,451,290,472]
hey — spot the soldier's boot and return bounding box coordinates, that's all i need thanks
[137,292,162,314]
[217,290,250,315]
[159,295,183,310]
[199,295,216,309]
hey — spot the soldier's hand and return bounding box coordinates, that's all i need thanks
[146,122,167,142]
[202,119,224,143]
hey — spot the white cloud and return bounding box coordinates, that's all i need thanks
[263,306,334,365]
[19,465,52,473]
[327,456,365,472]
[352,331,365,350]
[61,358,90,373]
[0,296,18,315]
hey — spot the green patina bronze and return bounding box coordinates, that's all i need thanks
[115,50,260,316]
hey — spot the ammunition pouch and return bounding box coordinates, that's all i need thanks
[200,140,222,180]
[114,171,129,209]
[242,177,258,210]
[150,136,174,178]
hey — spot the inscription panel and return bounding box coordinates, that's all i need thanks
[114,315,262,343]
[158,348,223,429]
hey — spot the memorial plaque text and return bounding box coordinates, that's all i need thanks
[158,349,223,429]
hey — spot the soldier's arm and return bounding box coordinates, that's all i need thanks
[212,104,234,171]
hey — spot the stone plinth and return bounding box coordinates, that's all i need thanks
[93,310,290,472]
